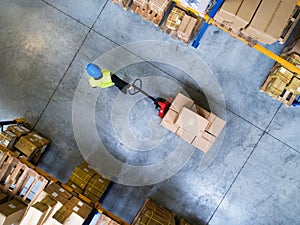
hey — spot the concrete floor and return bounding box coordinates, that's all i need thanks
[1,0,300,224]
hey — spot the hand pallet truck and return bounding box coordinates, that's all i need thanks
[128,78,172,118]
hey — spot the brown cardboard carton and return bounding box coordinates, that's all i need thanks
[166,7,185,31]
[45,183,72,201]
[28,132,50,153]
[232,0,261,30]
[176,107,209,136]
[176,128,196,144]
[20,202,49,225]
[178,15,197,42]
[65,181,83,194]
[244,0,280,44]
[14,135,42,158]
[0,130,17,149]
[0,200,27,225]
[160,109,179,133]
[83,173,110,202]
[271,66,294,83]
[69,196,93,219]
[206,115,226,137]
[266,0,297,39]
[52,205,73,224]
[286,76,300,94]
[202,131,217,143]
[192,136,213,153]
[96,214,115,225]
[215,0,243,22]
[148,0,171,15]
[191,104,210,119]
[38,195,62,225]
[69,162,96,190]
[170,93,194,113]
[177,15,190,34]
[7,125,31,138]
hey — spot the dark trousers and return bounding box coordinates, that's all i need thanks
[111,74,129,91]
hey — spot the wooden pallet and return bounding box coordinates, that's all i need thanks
[130,3,163,26]
[112,0,132,10]
[0,153,48,205]
[278,89,297,106]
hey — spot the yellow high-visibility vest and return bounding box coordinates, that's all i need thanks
[89,69,115,88]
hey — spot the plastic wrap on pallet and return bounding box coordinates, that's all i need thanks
[166,7,186,30]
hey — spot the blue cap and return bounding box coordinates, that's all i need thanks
[86,63,102,79]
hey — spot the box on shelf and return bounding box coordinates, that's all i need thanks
[214,0,243,23]
[69,162,97,190]
[69,196,93,219]
[0,199,27,225]
[165,7,186,31]
[96,213,120,225]
[148,0,171,16]
[65,181,83,194]
[177,15,197,43]
[232,0,261,31]
[271,66,294,83]
[265,77,287,96]
[83,173,111,203]
[7,125,31,138]
[14,135,42,159]
[133,0,148,9]
[20,202,49,225]
[286,76,300,94]
[27,132,51,153]
[0,130,17,149]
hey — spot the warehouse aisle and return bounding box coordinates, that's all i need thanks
[0,0,300,224]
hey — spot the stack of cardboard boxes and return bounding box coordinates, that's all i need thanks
[163,7,199,44]
[214,0,298,44]
[148,0,172,17]
[0,124,50,164]
[261,51,300,105]
[132,198,176,225]
[161,93,226,153]
[67,162,111,203]
[20,182,93,225]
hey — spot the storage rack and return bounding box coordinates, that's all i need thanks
[176,0,300,76]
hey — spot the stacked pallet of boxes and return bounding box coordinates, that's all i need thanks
[0,124,50,164]
[20,182,93,225]
[214,0,299,44]
[132,198,176,225]
[161,93,226,153]
[162,6,199,44]
[67,162,111,203]
[261,51,300,105]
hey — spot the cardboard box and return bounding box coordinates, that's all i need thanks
[206,114,226,137]
[52,205,73,224]
[65,181,83,194]
[0,200,27,225]
[286,76,300,94]
[215,0,243,22]
[7,125,31,138]
[96,214,120,225]
[148,0,171,15]
[20,202,49,225]
[27,132,50,153]
[0,130,17,149]
[69,162,97,190]
[170,93,194,113]
[266,0,297,39]
[271,66,294,83]
[191,104,210,119]
[133,0,148,9]
[202,131,217,143]
[243,0,280,44]
[14,135,42,158]
[192,136,213,153]
[176,107,209,136]
[69,196,93,219]
[160,109,179,133]
[176,128,196,144]
[83,173,111,202]
[166,7,185,31]
[177,15,197,42]
[232,0,261,30]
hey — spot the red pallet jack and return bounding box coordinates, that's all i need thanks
[128,79,172,118]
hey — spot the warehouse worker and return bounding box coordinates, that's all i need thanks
[86,63,131,93]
